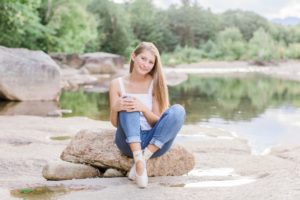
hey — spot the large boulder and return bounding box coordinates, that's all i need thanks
[0,46,60,101]
[61,129,195,177]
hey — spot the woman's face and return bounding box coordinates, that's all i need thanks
[132,50,155,75]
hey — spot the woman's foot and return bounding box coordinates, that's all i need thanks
[128,163,136,181]
[131,150,148,188]
[135,159,148,188]
[128,157,148,181]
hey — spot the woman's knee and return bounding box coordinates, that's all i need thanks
[118,111,140,127]
[119,111,140,120]
[169,104,186,122]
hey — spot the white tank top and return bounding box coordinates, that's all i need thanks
[118,77,153,130]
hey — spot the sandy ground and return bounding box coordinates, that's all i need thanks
[0,115,299,200]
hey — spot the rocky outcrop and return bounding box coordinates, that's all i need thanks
[51,52,125,91]
[81,52,124,74]
[0,46,60,101]
[61,129,195,177]
[51,52,124,74]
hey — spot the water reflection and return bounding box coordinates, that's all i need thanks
[169,74,300,123]
[57,74,300,124]
[0,101,59,116]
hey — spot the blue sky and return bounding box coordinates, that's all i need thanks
[113,0,300,19]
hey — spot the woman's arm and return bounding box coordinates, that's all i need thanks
[128,96,161,127]
[142,97,161,126]
[109,79,120,127]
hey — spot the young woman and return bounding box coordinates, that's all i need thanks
[109,42,185,188]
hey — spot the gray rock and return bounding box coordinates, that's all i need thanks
[103,168,124,177]
[81,52,124,74]
[42,161,101,180]
[0,46,60,101]
[61,129,195,177]
[50,53,83,69]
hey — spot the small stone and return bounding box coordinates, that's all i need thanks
[103,168,125,177]
[42,161,101,180]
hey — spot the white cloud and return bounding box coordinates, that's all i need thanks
[277,3,300,18]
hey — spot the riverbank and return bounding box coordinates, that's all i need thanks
[168,60,300,83]
[0,115,299,200]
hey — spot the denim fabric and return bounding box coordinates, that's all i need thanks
[115,104,186,158]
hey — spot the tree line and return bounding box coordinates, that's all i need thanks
[1,0,300,64]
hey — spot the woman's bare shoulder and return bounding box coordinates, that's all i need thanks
[109,76,126,90]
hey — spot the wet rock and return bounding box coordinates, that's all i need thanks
[61,129,195,177]
[42,161,101,180]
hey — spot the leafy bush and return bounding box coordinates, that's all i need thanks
[286,43,300,59]
[161,46,204,66]
[212,27,247,60]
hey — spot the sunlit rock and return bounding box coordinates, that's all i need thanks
[61,129,195,177]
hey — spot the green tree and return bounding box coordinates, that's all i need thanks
[221,10,270,41]
[88,0,134,56]
[0,0,47,50]
[213,27,247,60]
[286,43,300,59]
[128,0,176,52]
[40,0,98,53]
[247,28,283,61]
[166,1,220,48]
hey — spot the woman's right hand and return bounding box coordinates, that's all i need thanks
[112,96,134,112]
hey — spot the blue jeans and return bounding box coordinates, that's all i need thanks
[115,104,186,158]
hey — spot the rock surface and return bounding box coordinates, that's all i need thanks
[0,46,60,101]
[61,129,195,176]
[0,115,299,200]
[42,161,101,180]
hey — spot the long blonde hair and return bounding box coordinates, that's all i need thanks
[129,42,169,113]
